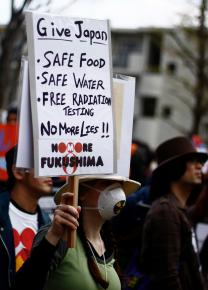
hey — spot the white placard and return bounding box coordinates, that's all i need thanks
[16,57,34,169]
[113,75,136,177]
[25,11,114,177]
[16,70,135,178]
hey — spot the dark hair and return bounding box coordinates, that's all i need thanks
[149,157,187,201]
[5,145,17,190]
[78,221,109,289]
[7,107,18,116]
[130,140,154,185]
[6,107,18,122]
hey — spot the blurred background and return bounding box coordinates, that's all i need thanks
[1,0,208,257]
[1,0,208,150]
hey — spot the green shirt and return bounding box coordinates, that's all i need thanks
[44,236,121,290]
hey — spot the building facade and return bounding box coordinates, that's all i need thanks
[112,27,206,149]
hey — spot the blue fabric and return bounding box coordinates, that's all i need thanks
[121,248,150,290]
[112,185,151,233]
[111,186,151,288]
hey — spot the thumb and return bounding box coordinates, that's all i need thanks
[60,192,74,205]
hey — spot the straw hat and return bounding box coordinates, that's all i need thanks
[54,174,141,204]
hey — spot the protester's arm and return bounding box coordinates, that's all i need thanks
[11,236,58,290]
[11,192,81,290]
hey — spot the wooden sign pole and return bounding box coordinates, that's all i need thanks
[66,175,79,248]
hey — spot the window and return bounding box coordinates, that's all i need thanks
[147,33,162,72]
[201,123,208,141]
[161,106,172,119]
[112,34,143,68]
[166,62,177,75]
[141,96,157,117]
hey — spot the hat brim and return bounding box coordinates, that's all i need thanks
[153,151,208,176]
[54,174,141,204]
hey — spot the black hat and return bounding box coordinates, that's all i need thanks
[153,136,208,174]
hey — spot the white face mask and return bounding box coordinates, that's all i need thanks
[82,182,126,220]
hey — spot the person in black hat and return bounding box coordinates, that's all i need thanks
[140,136,208,290]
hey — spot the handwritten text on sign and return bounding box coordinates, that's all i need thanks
[26,12,114,176]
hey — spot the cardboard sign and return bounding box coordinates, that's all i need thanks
[16,66,136,179]
[25,11,114,177]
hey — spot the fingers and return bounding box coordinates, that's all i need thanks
[46,191,81,245]
[55,204,79,228]
[57,192,80,228]
[53,213,78,231]
[46,202,80,245]
[46,192,81,244]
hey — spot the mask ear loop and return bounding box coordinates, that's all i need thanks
[80,183,100,211]
[81,182,102,193]
[81,182,123,193]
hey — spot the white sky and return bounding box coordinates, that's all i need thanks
[1,0,199,29]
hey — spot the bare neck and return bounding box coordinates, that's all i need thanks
[82,211,104,248]
[10,183,38,213]
[83,216,105,256]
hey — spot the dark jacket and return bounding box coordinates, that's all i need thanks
[0,191,51,290]
[140,193,204,290]
[11,224,68,290]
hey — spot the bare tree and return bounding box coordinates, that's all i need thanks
[194,0,208,134]
[169,0,208,135]
[0,0,32,109]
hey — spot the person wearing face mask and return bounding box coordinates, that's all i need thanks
[11,174,140,290]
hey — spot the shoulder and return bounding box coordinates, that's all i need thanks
[142,196,183,239]
[0,191,10,213]
[0,190,10,202]
[150,194,176,209]
[146,195,181,223]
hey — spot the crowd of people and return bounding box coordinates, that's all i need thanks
[1,107,208,290]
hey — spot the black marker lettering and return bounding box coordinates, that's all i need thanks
[37,18,47,37]
[74,20,83,38]
[43,51,53,68]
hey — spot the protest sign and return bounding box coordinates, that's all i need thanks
[16,66,136,178]
[25,11,114,177]
[113,75,136,177]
